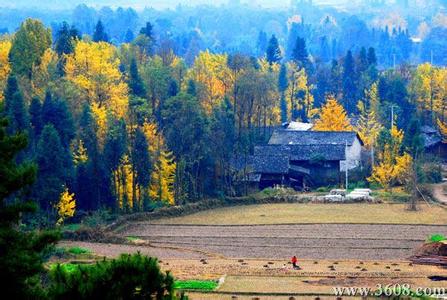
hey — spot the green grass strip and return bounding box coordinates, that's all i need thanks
[173,280,218,291]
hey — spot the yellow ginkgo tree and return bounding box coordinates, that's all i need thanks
[368,126,413,191]
[313,95,353,131]
[65,40,129,118]
[56,187,76,225]
[143,122,176,205]
[437,119,447,143]
[0,39,12,102]
[356,100,383,150]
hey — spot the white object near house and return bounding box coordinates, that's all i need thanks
[285,121,313,131]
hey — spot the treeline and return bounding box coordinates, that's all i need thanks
[0,18,446,221]
[1,2,446,66]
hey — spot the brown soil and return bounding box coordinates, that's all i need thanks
[119,223,447,260]
[414,241,447,256]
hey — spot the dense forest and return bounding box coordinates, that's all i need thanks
[0,0,445,225]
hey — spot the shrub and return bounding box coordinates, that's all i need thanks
[82,209,115,228]
[44,247,68,260]
[62,224,81,232]
[428,234,446,243]
[67,246,90,255]
[419,163,442,184]
[315,186,330,193]
[49,263,83,274]
[49,253,174,299]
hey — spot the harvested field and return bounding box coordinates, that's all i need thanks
[147,203,447,225]
[121,223,447,260]
[60,203,447,297]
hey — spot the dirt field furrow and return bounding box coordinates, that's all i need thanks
[120,223,447,260]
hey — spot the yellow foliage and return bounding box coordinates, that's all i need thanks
[0,40,12,102]
[72,140,88,165]
[313,95,353,131]
[369,152,412,190]
[285,63,314,120]
[142,121,176,204]
[65,41,128,118]
[188,51,231,113]
[368,125,412,190]
[91,103,108,148]
[142,122,165,154]
[56,187,76,225]
[365,82,380,116]
[410,63,447,121]
[31,48,57,100]
[113,155,138,210]
[356,100,383,149]
[149,149,176,205]
[258,58,280,73]
[437,119,447,143]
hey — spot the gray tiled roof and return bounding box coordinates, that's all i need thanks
[422,132,442,148]
[254,144,346,161]
[268,130,362,146]
[253,155,290,174]
[421,125,438,134]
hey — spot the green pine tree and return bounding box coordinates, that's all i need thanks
[0,106,59,298]
[266,34,282,65]
[93,20,109,43]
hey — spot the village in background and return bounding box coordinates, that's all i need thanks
[0,0,447,299]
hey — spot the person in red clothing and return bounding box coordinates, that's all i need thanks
[291,256,298,269]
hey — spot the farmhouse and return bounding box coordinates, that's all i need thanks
[421,125,447,159]
[252,130,364,190]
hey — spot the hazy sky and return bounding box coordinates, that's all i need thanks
[0,0,352,10]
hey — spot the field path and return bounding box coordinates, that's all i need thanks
[431,163,447,204]
[432,183,447,204]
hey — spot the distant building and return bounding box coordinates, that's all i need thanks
[421,125,447,159]
[250,130,364,190]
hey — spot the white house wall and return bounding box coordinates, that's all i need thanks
[340,137,362,171]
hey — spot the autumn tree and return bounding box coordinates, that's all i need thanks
[143,122,176,205]
[9,19,52,78]
[0,39,12,101]
[65,40,129,139]
[56,187,76,225]
[188,51,231,113]
[438,119,447,142]
[368,126,413,191]
[149,149,176,205]
[409,63,447,123]
[313,95,353,131]
[285,63,314,121]
[30,48,58,100]
[356,100,382,150]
